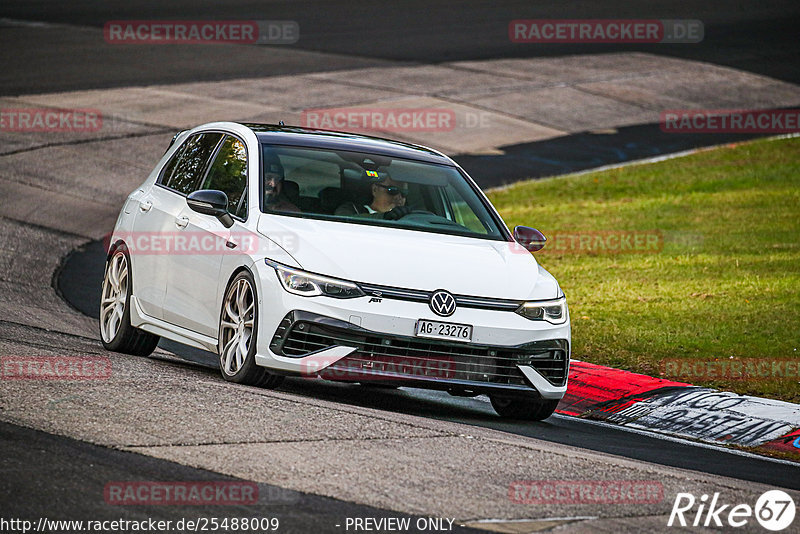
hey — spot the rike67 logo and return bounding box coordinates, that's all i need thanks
[668,490,795,531]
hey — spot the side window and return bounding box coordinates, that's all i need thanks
[160,133,224,195]
[202,136,249,218]
[441,186,489,235]
[158,142,187,187]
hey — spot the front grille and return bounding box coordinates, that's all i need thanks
[272,315,568,387]
[358,283,524,311]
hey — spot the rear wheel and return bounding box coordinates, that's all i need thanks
[99,245,159,356]
[218,270,284,389]
[490,396,559,421]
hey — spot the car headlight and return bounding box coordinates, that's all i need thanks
[515,297,568,324]
[265,259,365,299]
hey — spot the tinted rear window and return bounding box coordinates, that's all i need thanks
[160,133,224,195]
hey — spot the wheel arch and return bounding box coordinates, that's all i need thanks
[218,264,259,333]
[106,238,126,260]
[105,239,135,295]
[223,265,257,295]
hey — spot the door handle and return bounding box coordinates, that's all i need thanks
[175,216,189,228]
[139,200,153,212]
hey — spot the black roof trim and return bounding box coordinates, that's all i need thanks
[241,123,452,165]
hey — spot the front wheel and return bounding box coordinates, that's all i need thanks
[99,245,159,356]
[218,270,284,389]
[489,396,559,421]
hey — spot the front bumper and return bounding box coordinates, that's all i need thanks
[265,310,569,399]
[252,259,570,399]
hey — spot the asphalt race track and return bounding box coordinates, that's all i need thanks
[1,0,799,94]
[2,2,800,533]
[2,422,484,534]
[56,166,800,493]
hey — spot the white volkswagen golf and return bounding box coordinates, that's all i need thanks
[100,122,570,420]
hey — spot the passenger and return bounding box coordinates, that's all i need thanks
[335,171,412,220]
[263,156,300,212]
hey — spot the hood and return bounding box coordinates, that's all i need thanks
[256,214,560,300]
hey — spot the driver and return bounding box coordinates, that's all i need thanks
[335,171,411,220]
[263,154,300,212]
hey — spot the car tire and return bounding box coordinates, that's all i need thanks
[218,270,284,389]
[489,396,559,421]
[99,245,160,356]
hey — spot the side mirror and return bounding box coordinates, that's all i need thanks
[513,226,547,252]
[187,190,234,228]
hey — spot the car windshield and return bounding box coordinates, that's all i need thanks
[259,144,506,240]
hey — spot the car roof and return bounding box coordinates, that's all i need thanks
[239,123,454,165]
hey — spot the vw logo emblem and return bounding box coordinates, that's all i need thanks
[429,290,456,317]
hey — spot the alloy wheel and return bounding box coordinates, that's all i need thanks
[220,278,255,375]
[100,251,129,343]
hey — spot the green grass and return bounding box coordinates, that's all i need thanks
[488,137,800,403]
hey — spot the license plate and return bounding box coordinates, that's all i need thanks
[415,319,473,342]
